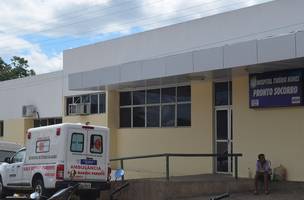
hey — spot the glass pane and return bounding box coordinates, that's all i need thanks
[177,104,191,126]
[161,87,176,103]
[48,118,55,125]
[82,95,90,103]
[0,151,14,162]
[147,106,160,127]
[216,110,228,140]
[161,105,175,127]
[214,82,232,106]
[99,93,106,113]
[147,89,160,104]
[177,86,191,102]
[231,110,233,140]
[91,94,98,114]
[90,135,103,154]
[13,150,25,163]
[71,133,84,152]
[40,119,47,127]
[36,140,50,153]
[73,96,81,104]
[34,120,40,127]
[120,92,131,106]
[0,121,3,137]
[133,107,145,127]
[133,90,145,105]
[217,142,228,172]
[120,108,131,128]
[66,97,72,115]
[55,118,62,124]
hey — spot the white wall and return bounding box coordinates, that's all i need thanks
[63,0,304,74]
[0,71,63,120]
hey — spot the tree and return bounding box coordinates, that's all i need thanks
[0,56,35,81]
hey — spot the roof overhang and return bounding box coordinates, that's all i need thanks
[68,31,304,90]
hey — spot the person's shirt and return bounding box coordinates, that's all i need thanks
[256,160,271,173]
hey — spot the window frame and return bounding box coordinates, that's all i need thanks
[90,134,103,154]
[34,118,62,128]
[119,84,191,128]
[35,139,50,153]
[70,133,85,153]
[11,149,26,163]
[65,93,106,116]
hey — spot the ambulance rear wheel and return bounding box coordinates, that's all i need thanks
[33,178,49,198]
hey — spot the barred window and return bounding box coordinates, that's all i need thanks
[66,93,106,116]
[119,85,191,128]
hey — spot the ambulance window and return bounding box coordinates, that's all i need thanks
[36,139,50,153]
[90,135,103,154]
[71,133,84,152]
[12,149,25,163]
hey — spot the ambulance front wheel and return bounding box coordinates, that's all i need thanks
[0,176,12,198]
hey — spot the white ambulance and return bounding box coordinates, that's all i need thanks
[0,123,111,200]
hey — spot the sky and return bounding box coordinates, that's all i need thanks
[0,0,273,74]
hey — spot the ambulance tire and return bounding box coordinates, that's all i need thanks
[79,190,99,200]
[33,178,49,199]
[0,176,11,198]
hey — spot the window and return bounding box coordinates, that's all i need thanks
[120,108,131,128]
[91,94,98,114]
[90,135,103,154]
[99,93,106,113]
[161,105,175,127]
[133,107,145,127]
[0,151,15,162]
[12,149,26,163]
[147,106,160,127]
[70,133,84,153]
[36,140,50,153]
[215,82,232,106]
[0,121,3,137]
[119,85,191,128]
[66,93,106,116]
[34,118,62,128]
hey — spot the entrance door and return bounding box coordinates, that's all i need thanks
[215,107,233,173]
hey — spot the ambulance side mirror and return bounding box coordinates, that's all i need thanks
[4,157,11,163]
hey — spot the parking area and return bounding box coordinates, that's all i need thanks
[183,190,304,200]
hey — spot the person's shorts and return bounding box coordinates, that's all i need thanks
[256,172,271,181]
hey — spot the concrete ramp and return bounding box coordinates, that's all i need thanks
[102,174,252,200]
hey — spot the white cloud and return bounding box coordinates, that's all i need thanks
[0,0,273,74]
[26,51,62,74]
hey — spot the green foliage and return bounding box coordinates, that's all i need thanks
[0,56,36,81]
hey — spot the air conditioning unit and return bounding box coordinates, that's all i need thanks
[22,105,37,117]
[68,104,78,115]
[79,103,91,115]
[69,104,91,115]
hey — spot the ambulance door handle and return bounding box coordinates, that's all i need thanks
[17,165,20,168]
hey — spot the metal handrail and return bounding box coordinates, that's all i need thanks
[110,153,243,180]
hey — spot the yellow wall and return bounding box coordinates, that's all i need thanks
[62,114,107,126]
[0,119,33,145]
[110,80,214,179]
[233,74,304,181]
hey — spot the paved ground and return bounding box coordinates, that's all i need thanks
[183,190,304,200]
